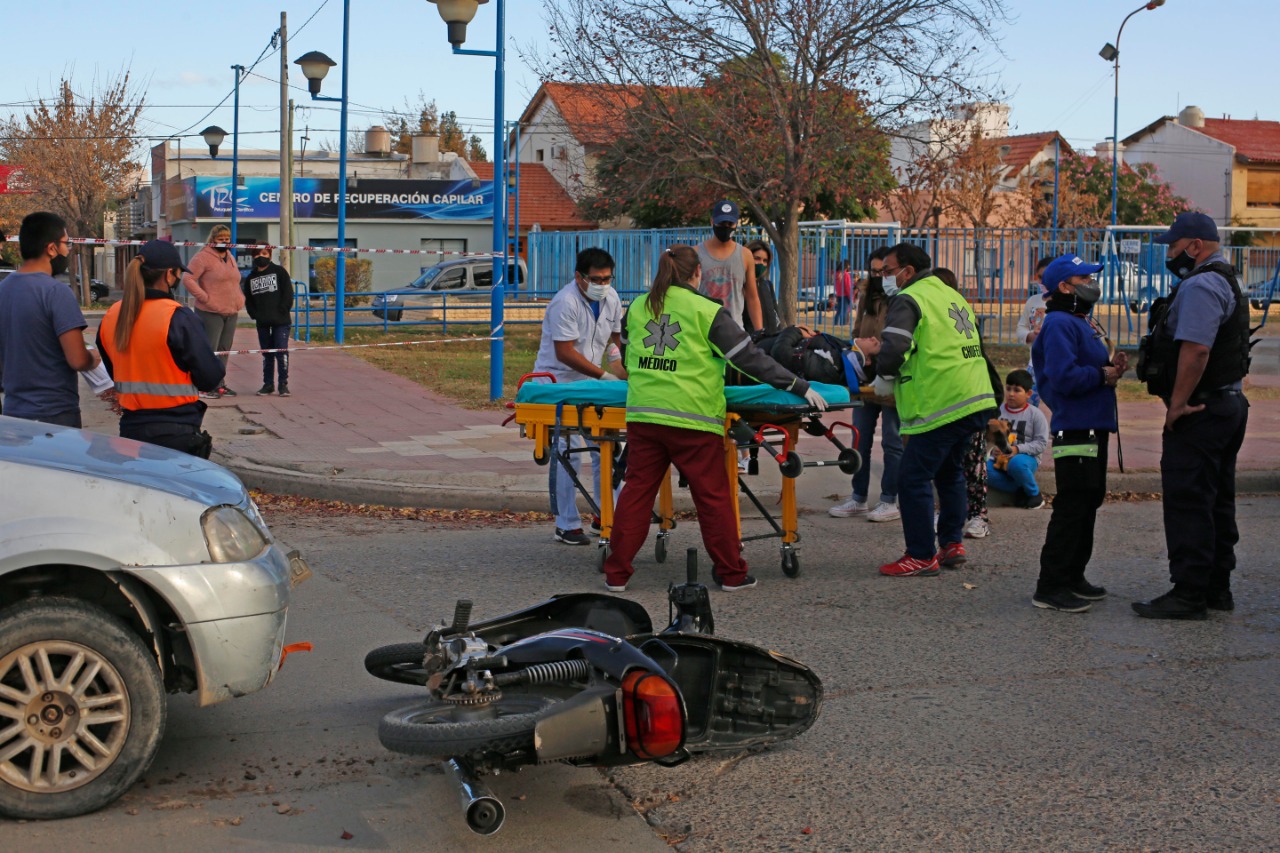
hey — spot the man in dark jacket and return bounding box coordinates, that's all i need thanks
[243,246,295,396]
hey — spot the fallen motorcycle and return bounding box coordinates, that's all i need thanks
[365,550,822,835]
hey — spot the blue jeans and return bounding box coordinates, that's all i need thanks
[549,433,601,531]
[987,453,1040,497]
[851,402,901,504]
[257,324,290,387]
[898,411,986,559]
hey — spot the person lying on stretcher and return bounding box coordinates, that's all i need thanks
[755,325,881,391]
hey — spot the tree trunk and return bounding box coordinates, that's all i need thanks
[774,207,802,327]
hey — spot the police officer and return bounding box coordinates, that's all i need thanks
[602,244,824,593]
[873,243,997,577]
[1133,212,1251,619]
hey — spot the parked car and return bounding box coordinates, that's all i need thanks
[371,257,528,321]
[0,417,310,819]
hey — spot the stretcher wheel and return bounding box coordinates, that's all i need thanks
[655,533,668,563]
[781,548,800,578]
[533,451,550,466]
[778,451,803,479]
[838,448,862,475]
[596,544,610,574]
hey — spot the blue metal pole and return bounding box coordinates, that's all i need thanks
[231,64,243,244]
[335,0,351,344]
[1110,57,1119,228]
[488,0,507,401]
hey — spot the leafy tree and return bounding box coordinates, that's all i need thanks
[0,73,145,238]
[380,95,486,161]
[1055,153,1189,228]
[541,0,1006,323]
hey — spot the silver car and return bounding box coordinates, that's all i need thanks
[0,417,309,819]
[371,258,528,321]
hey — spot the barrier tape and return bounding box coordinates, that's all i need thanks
[2,235,503,258]
[214,334,499,356]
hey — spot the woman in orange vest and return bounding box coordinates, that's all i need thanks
[98,240,225,457]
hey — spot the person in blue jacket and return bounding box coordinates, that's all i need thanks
[1029,254,1129,613]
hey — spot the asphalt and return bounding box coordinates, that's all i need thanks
[77,323,1280,511]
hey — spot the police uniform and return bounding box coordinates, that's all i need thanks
[602,283,809,590]
[876,273,996,566]
[1143,251,1250,607]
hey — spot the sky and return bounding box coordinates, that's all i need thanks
[1,0,1275,162]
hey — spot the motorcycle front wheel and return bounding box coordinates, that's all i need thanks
[378,695,554,759]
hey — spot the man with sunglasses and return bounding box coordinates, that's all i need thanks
[533,247,626,545]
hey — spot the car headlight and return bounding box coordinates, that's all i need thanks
[201,505,269,562]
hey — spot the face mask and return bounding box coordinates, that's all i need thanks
[585,283,610,302]
[754,263,768,280]
[1165,249,1197,280]
[253,256,270,269]
[866,275,884,293]
[882,274,901,298]
[49,253,69,277]
[1073,282,1102,305]
[213,239,230,253]
[712,224,735,243]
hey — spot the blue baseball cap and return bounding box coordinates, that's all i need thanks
[1153,211,1219,244]
[1042,254,1104,291]
[138,239,190,273]
[710,200,740,225]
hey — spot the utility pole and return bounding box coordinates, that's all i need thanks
[279,11,292,274]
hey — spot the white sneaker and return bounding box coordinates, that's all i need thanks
[867,501,901,523]
[738,456,750,473]
[829,496,869,518]
[964,517,990,539]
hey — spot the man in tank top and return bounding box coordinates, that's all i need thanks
[696,200,763,333]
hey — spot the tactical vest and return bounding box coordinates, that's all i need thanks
[1136,261,1252,399]
[895,276,996,435]
[625,285,728,435]
[100,299,200,411]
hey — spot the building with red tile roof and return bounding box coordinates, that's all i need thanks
[469,161,594,233]
[1123,107,1280,235]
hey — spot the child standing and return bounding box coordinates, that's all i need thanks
[987,369,1050,509]
[243,246,294,396]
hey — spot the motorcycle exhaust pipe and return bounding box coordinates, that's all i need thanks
[444,758,505,835]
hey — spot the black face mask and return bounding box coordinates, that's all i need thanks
[49,253,69,277]
[1165,249,1197,280]
[712,224,735,243]
[866,275,884,295]
[253,257,270,269]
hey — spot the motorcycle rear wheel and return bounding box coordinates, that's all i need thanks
[364,642,430,685]
[379,695,554,759]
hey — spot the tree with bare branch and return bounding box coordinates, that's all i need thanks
[0,73,145,239]
[539,0,1006,323]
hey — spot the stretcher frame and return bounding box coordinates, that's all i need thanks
[509,374,863,578]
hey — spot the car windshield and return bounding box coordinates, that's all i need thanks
[410,265,450,290]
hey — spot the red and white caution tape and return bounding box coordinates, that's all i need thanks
[214,335,499,357]
[2,234,503,259]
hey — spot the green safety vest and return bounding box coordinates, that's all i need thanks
[625,285,728,435]
[895,276,995,435]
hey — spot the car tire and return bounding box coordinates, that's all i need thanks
[0,597,166,820]
[388,309,403,322]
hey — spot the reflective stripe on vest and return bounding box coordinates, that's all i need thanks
[625,286,727,435]
[895,276,994,435]
[99,298,201,411]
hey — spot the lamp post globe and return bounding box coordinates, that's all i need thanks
[426,0,489,48]
[200,125,227,158]
[294,51,337,96]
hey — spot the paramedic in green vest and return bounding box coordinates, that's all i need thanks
[873,243,997,577]
[602,244,826,593]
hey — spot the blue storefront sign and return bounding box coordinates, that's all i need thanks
[188,176,494,220]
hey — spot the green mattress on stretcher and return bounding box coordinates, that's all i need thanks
[515,380,851,410]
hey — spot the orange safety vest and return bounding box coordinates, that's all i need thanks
[100,299,200,411]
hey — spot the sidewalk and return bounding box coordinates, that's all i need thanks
[79,324,1280,512]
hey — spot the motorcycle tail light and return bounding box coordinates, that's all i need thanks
[621,669,685,760]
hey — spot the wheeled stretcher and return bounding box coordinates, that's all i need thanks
[510,376,862,577]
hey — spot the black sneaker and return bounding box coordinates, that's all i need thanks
[257,384,275,396]
[590,515,602,534]
[1206,589,1234,611]
[1014,489,1046,510]
[1032,590,1092,613]
[1070,578,1107,600]
[554,527,590,546]
[278,384,291,397]
[218,385,237,397]
[1132,590,1208,620]
[718,574,758,592]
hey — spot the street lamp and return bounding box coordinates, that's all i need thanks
[200,125,226,157]
[1100,0,1166,227]
[427,0,507,401]
[295,4,351,345]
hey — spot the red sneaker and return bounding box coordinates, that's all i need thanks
[879,553,940,577]
[937,541,967,569]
